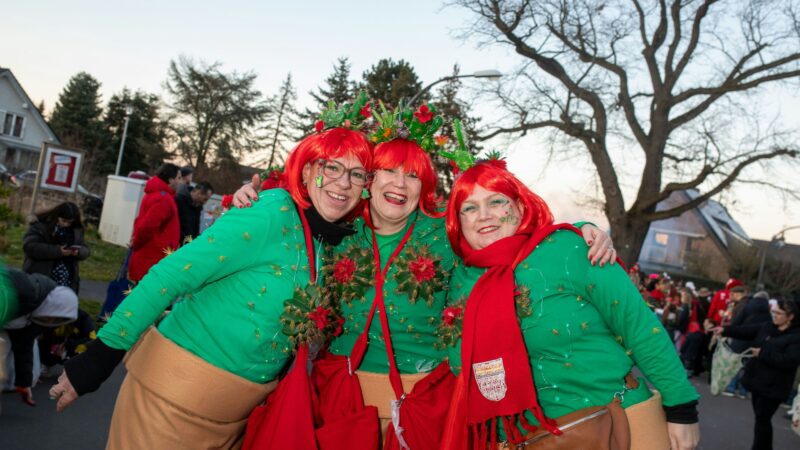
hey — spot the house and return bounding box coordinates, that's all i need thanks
[0,68,60,171]
[638,189,752,282]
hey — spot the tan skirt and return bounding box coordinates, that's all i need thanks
[357,370,429,444]
[106,328,277,450]
[626,391,670,450]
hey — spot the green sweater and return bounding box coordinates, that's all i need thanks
[98,189,313,383]
[327,213,455,374]
[446,229,698,424]
[0,260,16,326]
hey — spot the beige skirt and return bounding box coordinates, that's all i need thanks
[626,391,670,450]
[357,370,429,444]
[106,328,277,450]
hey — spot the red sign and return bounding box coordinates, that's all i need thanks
[40,145,83,193]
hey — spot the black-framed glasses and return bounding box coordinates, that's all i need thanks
[317,159,373,186]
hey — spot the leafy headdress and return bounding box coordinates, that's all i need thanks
[369,101,449,154]
[315,90,372,132]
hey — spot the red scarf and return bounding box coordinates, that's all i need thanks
[457,224,574,447]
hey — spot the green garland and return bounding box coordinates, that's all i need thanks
[390,244,447,307]
[321,244,376,307]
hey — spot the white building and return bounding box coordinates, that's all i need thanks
[0,68,60,171]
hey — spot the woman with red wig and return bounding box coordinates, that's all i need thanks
[440,157,700,450]
[48,96,374,449]
[233,106,615,449]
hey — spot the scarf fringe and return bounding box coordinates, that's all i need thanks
[470,407,564,448]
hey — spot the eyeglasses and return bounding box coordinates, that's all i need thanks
[771,310,786,316]
[317,159,372,187]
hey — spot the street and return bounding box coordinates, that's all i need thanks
[0,367,797,449]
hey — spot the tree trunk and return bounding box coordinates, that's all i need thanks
[609,213,651,267]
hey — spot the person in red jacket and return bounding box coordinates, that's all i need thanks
[705,278,743,327]
[128,163,182,282]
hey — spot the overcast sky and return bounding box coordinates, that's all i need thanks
[5,0,799,243]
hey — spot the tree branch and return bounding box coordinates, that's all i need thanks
[641,147,798,221]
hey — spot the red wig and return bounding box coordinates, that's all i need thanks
[283,128,373,214]
[445,160,554,257]
[370,138,442,219]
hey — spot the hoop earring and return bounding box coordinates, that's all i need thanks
[361,187,370,199]
[314,175,323,188]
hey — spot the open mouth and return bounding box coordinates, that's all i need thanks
[326,191,348,203]
[383,192,407,205]
[478,225,499,234]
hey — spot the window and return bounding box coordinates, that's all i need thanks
[1,112,25,138]
[654,232,670,246]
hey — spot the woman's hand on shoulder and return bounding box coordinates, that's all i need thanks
[667,422,700,450]
[233,174,262,209]
[579,224,616,267]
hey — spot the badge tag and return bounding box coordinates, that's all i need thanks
[472,357,507,401]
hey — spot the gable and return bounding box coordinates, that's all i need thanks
[0,69,59,149]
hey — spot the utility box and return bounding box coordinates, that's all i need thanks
[99,175,146,247]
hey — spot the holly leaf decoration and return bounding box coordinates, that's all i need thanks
[435,297,466,350]
[322,244,376,306]
[281,284,344,352]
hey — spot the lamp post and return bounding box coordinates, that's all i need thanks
[407,69,503,106]
[756,225,800,289]
[114,105,134,176]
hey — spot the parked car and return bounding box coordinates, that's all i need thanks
[77,184,104,226]
[0,163,18,187]
[15,169,38,186]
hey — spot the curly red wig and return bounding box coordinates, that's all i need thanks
[283,128,373,216]
[445,160,554,257]
[370,138,442,219]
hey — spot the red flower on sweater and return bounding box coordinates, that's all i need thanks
[260,170,284,190]
[315,120,325,132]
[308,306,331,330]
[409,256,435,282]
[333,317,345,337]
[414,104,433,123]
[360,102,371,119]
[221,194,233,210]
[442,306,463,326]
[333,257,357,283]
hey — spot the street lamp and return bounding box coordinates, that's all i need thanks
[114,105,134,176]
[756,225,800,289]
[407,69,503,106]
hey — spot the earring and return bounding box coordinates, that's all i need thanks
[361,187,370,199]
[314,175,323,188]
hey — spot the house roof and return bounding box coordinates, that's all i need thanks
[0,67,60,143]
[684,189,751,247]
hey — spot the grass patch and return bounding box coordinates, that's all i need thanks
[0,223,127,282]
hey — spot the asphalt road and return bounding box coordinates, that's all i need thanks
[1,368,798,449]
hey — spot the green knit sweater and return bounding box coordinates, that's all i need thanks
[445,229,699,425]
[327,213,455,374]
[98,189,313,383]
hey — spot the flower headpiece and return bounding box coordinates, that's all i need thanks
[315,90,372,132]
[369,101,448,154]
[439,120,505,174]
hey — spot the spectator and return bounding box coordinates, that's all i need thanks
[706,278,743,327]
[175,181,214,245]
[678,287,709,377]
[177,165,193,196]
[2,268,76,406]
[23,202,90,294]
[718,299,800,450]
[724,287,771,399]
[128,163,182,283]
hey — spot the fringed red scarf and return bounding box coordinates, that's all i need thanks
[456,224,577,448]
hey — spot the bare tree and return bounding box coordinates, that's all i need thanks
[164,56,269,176]
[452,0,800,263]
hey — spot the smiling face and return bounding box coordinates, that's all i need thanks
[458,185,525,250]
[369,167,422,234]
[302,155,364,222]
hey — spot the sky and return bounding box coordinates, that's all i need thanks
[4,0,799,244]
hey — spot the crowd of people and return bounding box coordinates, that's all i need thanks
[631,269,800,449]
[0,94,797,450]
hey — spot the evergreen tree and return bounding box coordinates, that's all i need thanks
[49,72,110,176]
[164,56,269,177]
[264,73,300,168]
[431,64,482,194]
[297,57,355,135]
[104,89,171,175]
[360,59,424,109]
